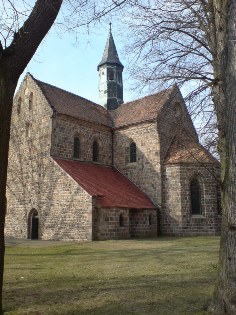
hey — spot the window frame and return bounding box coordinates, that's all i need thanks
[73,136,80,159]
[108,69,114,81]
[92,140,99,162]
[129,141,137,163]
[119,214,124,227]
[190,178,202,215]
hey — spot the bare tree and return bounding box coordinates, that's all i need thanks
[70,0,236,313]
[208,2,236,313]
[0,1,63,313]
[1,0,236,313]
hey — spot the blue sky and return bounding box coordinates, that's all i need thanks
[18,24,133,104]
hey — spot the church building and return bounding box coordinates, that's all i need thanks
[5,28,221,241]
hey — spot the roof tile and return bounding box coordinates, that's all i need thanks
[53,158,156,209]
[110,87,173,128]
[34,77,113,127]
[164,134,218,164]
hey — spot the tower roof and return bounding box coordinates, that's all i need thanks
[97,26,123,69]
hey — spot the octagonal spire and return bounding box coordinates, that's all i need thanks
[97,24,123,70]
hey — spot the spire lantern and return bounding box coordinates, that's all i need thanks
[97,26,124,110]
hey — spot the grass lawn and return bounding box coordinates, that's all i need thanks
[3,236,220,315]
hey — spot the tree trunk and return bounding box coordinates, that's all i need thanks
[0,1,63,312]
[209,0,236,314]
[0,70,17,314]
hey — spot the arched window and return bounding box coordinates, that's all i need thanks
[17,97,22,114]
[119,214,124,227]
[29,92,33,110]
[130,142,137,163]
[92,140,99,162]
[73,137,80,159]
[190,178,202,215]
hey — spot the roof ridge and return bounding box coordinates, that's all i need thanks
[34,77,101,107]
[119,86,174,108]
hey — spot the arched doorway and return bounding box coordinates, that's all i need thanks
[28,209,39,240]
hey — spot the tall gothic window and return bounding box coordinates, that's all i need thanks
[29,92,33,110]
[130,142,137,163]
[92,140,99,162]
[190,178,202,215]
[73,137,80,159]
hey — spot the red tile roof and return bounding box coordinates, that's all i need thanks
[164,134,218,164]
[33,76,113,127]
[110,86,175,128]
[53,158,156,209]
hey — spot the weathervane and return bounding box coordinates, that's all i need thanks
[109,22,112,32]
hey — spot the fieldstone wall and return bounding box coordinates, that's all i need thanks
[6,74,93,241]
[157,89,198,162]
[51,115,113,165]
[113,122,162,206]
[93,207,157,240]
[129,209,157,237]
[161,163,221,235]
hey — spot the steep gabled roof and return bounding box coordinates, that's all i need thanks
[53,158,156,209]
[97,30,123,69]
[29,73,178,128]
[110,86,175,128]
[164,133,218,164]
[33,76,113,127]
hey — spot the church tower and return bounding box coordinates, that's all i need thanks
[98,24,124,110]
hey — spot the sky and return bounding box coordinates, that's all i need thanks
[18,23,133,104]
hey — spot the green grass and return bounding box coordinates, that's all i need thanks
[3,237,220,315]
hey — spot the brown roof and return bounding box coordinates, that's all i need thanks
[31,73,177,128]
[33,76,112,127]
[110,86,175,128]
[53,158,156,209]
[164,135,218,164]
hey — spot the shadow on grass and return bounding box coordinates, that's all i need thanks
[4,237,219,315]
[4,271,215,315]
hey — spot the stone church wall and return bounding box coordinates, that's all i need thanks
[157,89,199,163]
[93,207,157,240]
[51,115,112,165]
[161,163,221,236]
[6,75,93,241]
[113,122,161,207]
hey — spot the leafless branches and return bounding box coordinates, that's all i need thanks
[0,0,33,49]
[60,0,218,154]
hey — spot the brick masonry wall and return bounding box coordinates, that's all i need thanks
[51,115,113,165]
[93,207,157,240]
[113,122,162,206]
[161,163,221,235]
[6,74,93,241]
